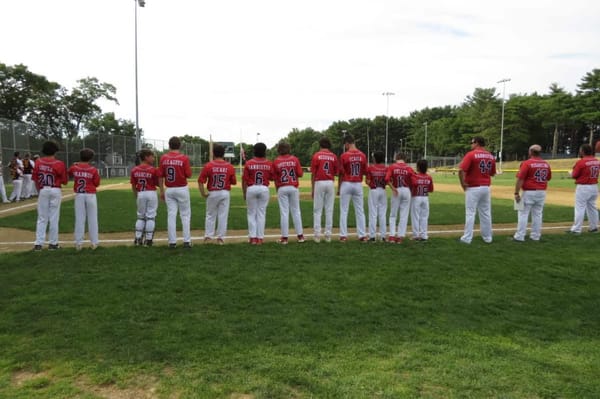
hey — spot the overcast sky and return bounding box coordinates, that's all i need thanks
[2,0,599,147]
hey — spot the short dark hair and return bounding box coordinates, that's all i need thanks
[373,151,384,164]
[253,142,267,158]
[580,144,593,156]
[471,136,485,147]
[80,148,95,162]
[319,137,332,149]
[213,144,225,158]
[139,149,154,161]
[168,136,181,150]
[41,141,60,156]
[14,151,20,158]
[416,159,428,174]
[277,142,291,155]
[343,134,355,144]
[395,152,406,161]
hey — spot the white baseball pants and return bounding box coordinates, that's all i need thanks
[165,186,191,244]
[205,190,231,239]
[389,187,411,238]
[21,174,33,198]
[460,186,493,244]
[368,187,387,239]
[0,176,8,202]
[74,193,99,246]
[35,187,62,246]
[246,185,270,239]
[135,191,158,240]
[514,190,546,241]
[570,184,598,233]
[313,180,335,239]
[339,181,366,238]
[8,179,22,202]
[277,185,303,238]
[411,196,430,240]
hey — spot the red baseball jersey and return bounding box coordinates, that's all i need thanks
[198,160,237,191]
[460,149,496,187]
[311,150,338,181]
[272,155,303,188]
[411,173,434,197]
[158,151,192,187]
[366,164,388,189]
[572,156,600,185]
[243,158,273,187]
[385,162,415,188]
[33,157,68,190]
[130,164,159,192]
[516,157,552,190]
[68,163,101,194]
[340,149,367,183]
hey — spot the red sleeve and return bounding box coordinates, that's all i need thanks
[229,165,237,186]
[184,157,192,178]
[130,168,136,185]
[460,152,472,172]
[60,163,68,185]
[429,177,434,193]
[310,154,317,174]
[198,164,209,184]
[516,161,527,180]
[295,157,303,178]
[93,168,101,187]
[571,161,583,179]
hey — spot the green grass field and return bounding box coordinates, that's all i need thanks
[1,236,600,398]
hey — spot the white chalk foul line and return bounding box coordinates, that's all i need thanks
[0,225,576,247]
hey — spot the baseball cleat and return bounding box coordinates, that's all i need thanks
[48,244,61,250]
[589,228,598,233]
[359,236,368,243]
[297,234,305,243]
[313,236,321,243]
[339,236,348,242]
[33,245,42,251]
[324,235,331,243]
[145,239,153,247]
[183,242,192,249]
[75,244,82,251]
[256,238,264,245]
[278,237,289,245]
[249,237,257,245]
[216,238,224,245]
[168,243,177,249]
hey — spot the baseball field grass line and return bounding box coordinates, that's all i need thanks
[1,234,599,398]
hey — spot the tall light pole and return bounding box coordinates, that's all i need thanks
[134,0,145,151]
[423,121,428,160]
[382,92,395,164]
[497,78,511,172]
[256,132,260,142]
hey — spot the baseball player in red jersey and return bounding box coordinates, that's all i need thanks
[311,137,338,242]
[458,136,496,244]
[338,134,368,241]
[272,142,305,244]
[33,141,68,250]
[130,149,159,246]
[366,151,388,241]
[158,136,193,248]
[198,144,237,244]
[385,152,414,243]
[410,159,434,241]
[243,143,272,245]
[68,148,101,250]
[567,144,599,234]
[513,144,552,241]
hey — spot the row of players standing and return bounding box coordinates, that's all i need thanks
[130,134,434,248]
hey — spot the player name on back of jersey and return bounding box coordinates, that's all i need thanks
[162,159,185,166]
[133,170,154,179]
[247,163,272,171]
[38,164,56,173]
[584,160,600,166]
[275,161,297,168]
[348,156,363,162]
[210,166,230,173]
[317,154,335,161]
[474,153,494,160]
[71,170,95,179]
[529,162,549,168]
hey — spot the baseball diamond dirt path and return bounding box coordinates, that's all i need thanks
[0,180,583,253]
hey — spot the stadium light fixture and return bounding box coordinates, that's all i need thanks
[497,78,511,173]
[134,0,145,151]
[256,132,260,142]
[382,92,395,164]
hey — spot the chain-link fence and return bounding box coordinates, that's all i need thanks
[0,118,204,180]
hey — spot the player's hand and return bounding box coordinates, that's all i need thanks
[201,192,208,198]
[160,192,165,201]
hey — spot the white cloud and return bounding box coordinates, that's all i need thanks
[2,0,599,146]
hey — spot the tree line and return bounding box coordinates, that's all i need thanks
[2,62,598,166]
